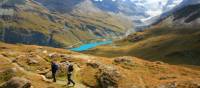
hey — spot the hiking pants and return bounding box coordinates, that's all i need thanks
[52,72,56,82]
[67,73,75,85]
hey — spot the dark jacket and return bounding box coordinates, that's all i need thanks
[51,63,58,73]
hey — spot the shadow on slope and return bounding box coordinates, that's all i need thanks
[84,26,200,66]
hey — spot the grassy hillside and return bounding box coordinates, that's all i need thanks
[85,26,200,66]
[0,0,132,48]
[0,42,200,88]
[84,4,200,66]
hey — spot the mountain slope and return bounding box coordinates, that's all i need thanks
[0,42,200,88]
[157,2,200,28]
[84,3,200,66]
[34,0,82,13]
[0,0,132,48]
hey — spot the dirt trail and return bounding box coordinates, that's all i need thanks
[41,64,87,88]
[0,55,88,88]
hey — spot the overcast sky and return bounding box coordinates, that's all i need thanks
[93,0,183,19]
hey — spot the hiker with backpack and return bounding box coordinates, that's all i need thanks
[66,61,75,86]
[51,61,59,82]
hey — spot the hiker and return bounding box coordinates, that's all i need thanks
[51,61,58,82]
[66,61,75,86]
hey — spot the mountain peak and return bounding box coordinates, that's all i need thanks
[72,0,102,14]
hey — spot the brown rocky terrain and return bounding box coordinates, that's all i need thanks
[0,42,200,88]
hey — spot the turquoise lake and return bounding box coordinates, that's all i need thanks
[70,40,112,52]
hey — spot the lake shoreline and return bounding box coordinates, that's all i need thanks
[70,40,112,52]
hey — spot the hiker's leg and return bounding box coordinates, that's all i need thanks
[52,73,56,82]
[67,79,70,85]
[68,74,75,86]
[67,74,71,85]
[54,74,56,82]
[71,79,75,86]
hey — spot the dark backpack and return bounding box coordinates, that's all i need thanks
[68,64,74,72]
[52,63,58,73]
[55,64,58,71]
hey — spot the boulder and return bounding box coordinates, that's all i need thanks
[114,57,132,63]
[0,68,18,81]
[87,61,101,68]
[176,81,200,88]
[154,61,165,65]
[156,82,176,88]
[27,58,39,65]
[114,56,134,66]
[0,77,31,88]
[60,54,71,59]
[16,55,26,60]
[37,69,50,75]
[45,71,52,79]
[97,65,121,88]
[48,53,59,59]
[156,81,200,88]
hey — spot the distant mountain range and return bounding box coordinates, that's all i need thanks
[85,1,200,66]
[1,1,200,88]
[153,0,200,27]
[0,0,198,48]
[0,0,133,48]
[34,0,183,27]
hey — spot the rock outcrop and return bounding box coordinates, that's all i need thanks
[0,77,31,88]
[156,81,200,88]
[27,58,39,65]
[114,56,133,65]
[86,60,122,88]
[0,68,18,82]
[97,65,121,88]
